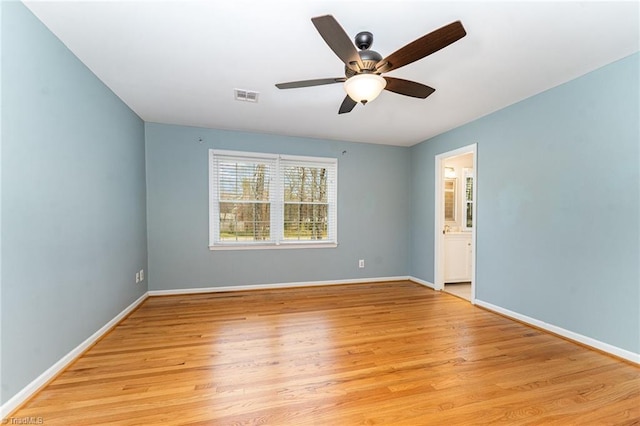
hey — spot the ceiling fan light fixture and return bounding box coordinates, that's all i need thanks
[344,73,386,104]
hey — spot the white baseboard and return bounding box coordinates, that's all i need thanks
[474,299,640,365]
[407,276,435,289]
[1,292,149,418]
[148,276,411,296]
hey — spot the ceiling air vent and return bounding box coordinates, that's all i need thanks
[234,89,259,103]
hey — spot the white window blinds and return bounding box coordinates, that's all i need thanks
[209,150,337,249]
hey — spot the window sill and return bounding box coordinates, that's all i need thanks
[209,242,338,251]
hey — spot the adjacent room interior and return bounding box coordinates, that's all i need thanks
[2,1,639,423]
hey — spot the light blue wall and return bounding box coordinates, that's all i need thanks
[1,2,147,403]
[145,123,410,290]
[410,53,640,353]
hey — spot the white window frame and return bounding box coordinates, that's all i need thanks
[209,149,338,250]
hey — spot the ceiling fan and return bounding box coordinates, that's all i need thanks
[275,15,467,114]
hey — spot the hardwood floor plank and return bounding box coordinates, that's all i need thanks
[7,281,639,425]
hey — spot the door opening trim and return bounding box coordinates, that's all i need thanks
[434,143,477,303]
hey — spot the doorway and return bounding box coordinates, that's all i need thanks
[434,144,477,303]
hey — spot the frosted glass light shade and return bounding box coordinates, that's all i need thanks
[343,74,387,103]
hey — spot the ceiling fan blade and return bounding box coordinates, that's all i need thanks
[312,15,364,71]
[338,95,357,114]
[384,77,435,99]
[376,21,466,73]
[276,77,346,89]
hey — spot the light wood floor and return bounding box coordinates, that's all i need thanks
[9,281,640,425]
[444,282,472,301]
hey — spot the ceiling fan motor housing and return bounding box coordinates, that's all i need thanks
[345,47,383,77]
[351,31,382,73]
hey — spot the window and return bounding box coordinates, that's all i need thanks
[463,168,474,229]
[444,178,457,222]
[209,150,337,249]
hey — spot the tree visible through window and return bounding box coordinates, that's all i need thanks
[283,165,328,240]
[209,150,337,248]
[218,160,271,241]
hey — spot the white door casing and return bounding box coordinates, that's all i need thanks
[434,144,477,303]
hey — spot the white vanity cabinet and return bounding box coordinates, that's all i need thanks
[444,232,472,282]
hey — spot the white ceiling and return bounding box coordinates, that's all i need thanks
[24,1,639,147]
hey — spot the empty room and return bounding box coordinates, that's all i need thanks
[2,1,639,424]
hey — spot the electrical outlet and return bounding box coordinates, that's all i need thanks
[139,269,144,281]
[358,259,365,268]
[135,272,140,283]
